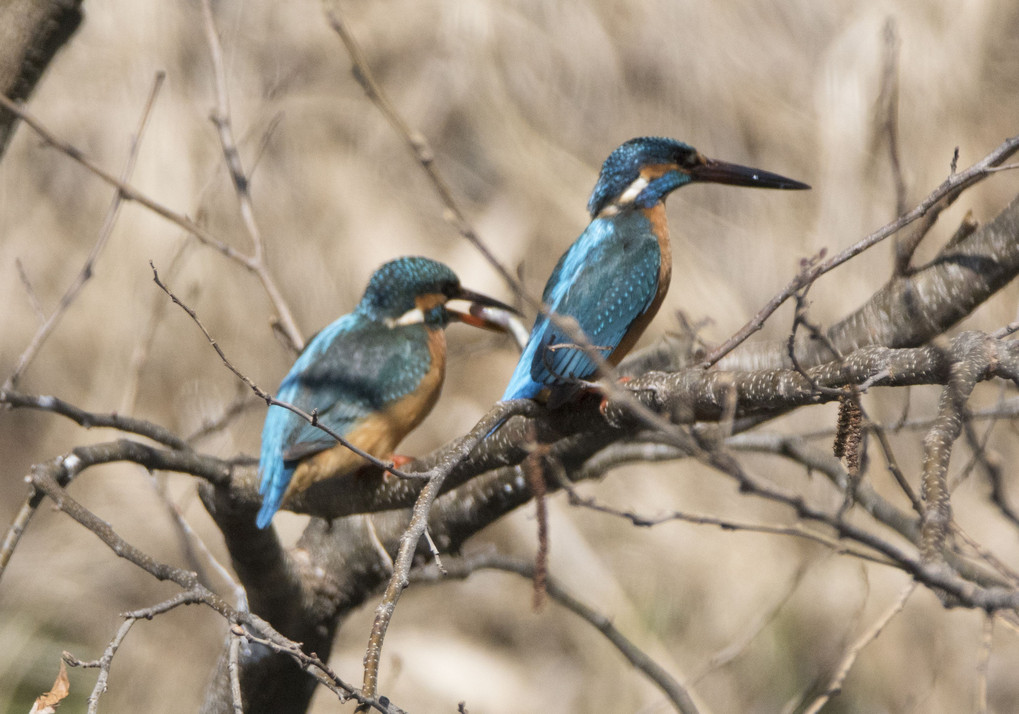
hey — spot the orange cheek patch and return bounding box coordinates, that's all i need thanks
[639,163,676,181]
[414,293,447,312]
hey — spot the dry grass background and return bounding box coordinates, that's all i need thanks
[2,0,1019,712]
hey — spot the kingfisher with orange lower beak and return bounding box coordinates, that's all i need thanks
[501,137,809,406]
[257,256,517,528]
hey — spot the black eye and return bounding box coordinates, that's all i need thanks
[680,150,699,168]
[441,281,460,298]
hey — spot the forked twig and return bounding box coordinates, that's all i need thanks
[0,91,303,350]
[703,135,1019,367]
[4,72,164,390]
[199,0,304,350]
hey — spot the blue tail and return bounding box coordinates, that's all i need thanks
[256,404,296,529]
[256,458,295,529]
[487,341,544,439]
[501,338,543,401]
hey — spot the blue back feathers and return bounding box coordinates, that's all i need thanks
[501,211,662,403]
[503,138,693,403]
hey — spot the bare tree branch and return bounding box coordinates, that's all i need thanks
[705,137,1019,368]
[199,0,304,351]
[4,71,164,390]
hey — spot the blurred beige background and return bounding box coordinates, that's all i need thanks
[2,1,1019,712]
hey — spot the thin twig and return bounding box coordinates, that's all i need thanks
[14,258,45,322]
[976,614,993,714]
[153,475,246,604]
[878,19,907,221]
[954,413,1001,492]
[360,466,448,704]
[868,420,921,513]
[0,91,302,344]
[521,421,550,610]
[801,582,916,714]
[952,524,1019,588]
[229,628,245,714]
[323,3,524,302]
[186,390,259,446]
[691,561,814,683]
[150,262,409,479]
[702,135,1019,367]
[4,72,165,390]
[199,0,303,350]
[119,238,193,414]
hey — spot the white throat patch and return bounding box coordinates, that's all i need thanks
[598,175,648,217]
[385,307,426,328]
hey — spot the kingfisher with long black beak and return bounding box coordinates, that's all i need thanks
[501,136,809,406]
[257,256,517,528]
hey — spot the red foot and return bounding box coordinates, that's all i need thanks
[383,454,415,481]
[598,376,633,416]
[390,454,414,468]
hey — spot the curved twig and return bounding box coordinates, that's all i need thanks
[415,553,703,714]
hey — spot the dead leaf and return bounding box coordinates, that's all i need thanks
[29,660,69,714]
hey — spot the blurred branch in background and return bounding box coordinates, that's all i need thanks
[200,0,304,353]
[3,2,1019,714]
[323,1,526,303]
[3,72,165,392]
[0,0,82,156]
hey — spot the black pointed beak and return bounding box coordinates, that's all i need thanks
[446,288,524,336]
[690,157,810,190]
